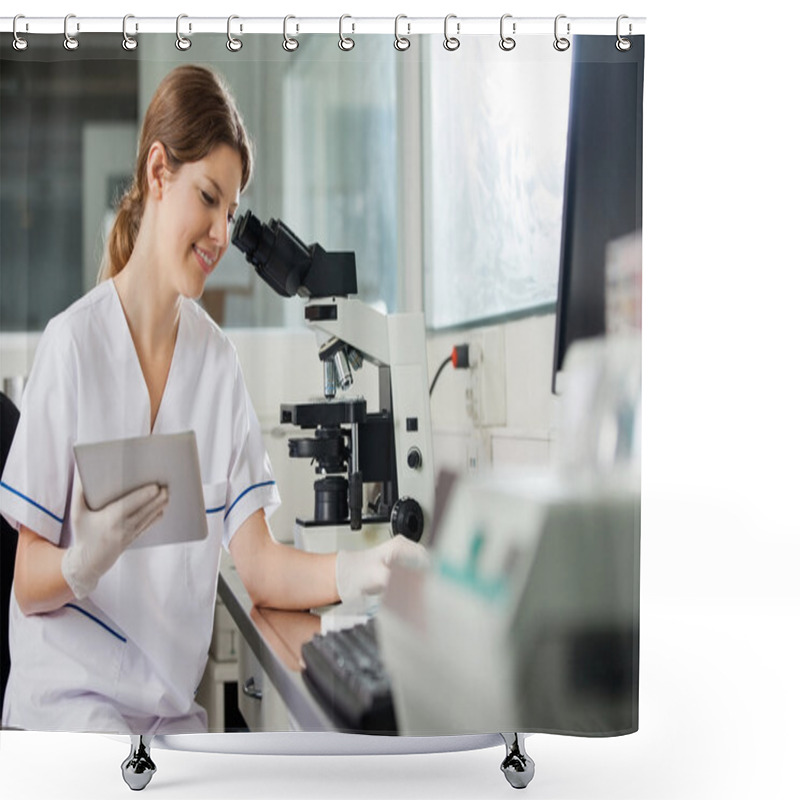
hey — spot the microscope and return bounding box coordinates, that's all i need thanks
[232,211,434,554]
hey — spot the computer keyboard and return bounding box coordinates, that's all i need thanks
[300,617,397,733]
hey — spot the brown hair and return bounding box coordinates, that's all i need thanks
[99,65,253,281]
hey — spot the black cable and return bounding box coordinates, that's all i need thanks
[429,354,452,396]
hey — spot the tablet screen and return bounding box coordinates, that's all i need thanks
[73,431,208,548]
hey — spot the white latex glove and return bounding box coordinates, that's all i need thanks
[62,472,169,600]
[335,535,429,603]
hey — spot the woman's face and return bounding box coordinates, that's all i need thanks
[154,143,243,300]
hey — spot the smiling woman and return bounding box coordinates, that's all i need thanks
[120,141,243,302]
[99,64,252,286]
[0,62,427,741]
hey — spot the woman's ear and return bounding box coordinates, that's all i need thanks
[146,141,169,200]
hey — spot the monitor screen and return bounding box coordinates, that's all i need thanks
[552,35,645,392]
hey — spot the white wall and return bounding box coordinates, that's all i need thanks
[425,314,561,478]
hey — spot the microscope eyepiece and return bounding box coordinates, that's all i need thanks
[231,209,358,299]
[231,211,308,297]
[231,210,262,257]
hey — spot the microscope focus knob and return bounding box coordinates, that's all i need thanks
[390,497,424,543]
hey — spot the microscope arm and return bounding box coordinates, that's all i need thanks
[305,297,390,367]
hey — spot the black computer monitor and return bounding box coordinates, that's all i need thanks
[552,35,645,393]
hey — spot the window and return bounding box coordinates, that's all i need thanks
[0,38,138,331]
[1,35,570,333]
[281,35,399,315]
[421,37,573,329]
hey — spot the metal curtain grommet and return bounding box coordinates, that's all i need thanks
[63,14,79,51]
[338,14,355,51]
[443,14,460,51]
[176,14,192,51]
[12,14,28,51]
[283,15,299,51]
[616,14,632,51]
[554,14,570,51]
[499,14,515,51]
[394,14,410,51]
[227,15,242,51]
[122,14,138,51]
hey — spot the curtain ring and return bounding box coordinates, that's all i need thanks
[616,14,632,51]
[122,14,138,51]
[339,14,355,51]
[499,14,516,51]
[175,14,192,51]
[63,13,79,51]
[12,15,28,51]
[283,15,299,51]
[553,14,570,51]
[443,14,460,51]
[394,14,411,51]
[227,15,243,51]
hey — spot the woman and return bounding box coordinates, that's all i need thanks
[0,65,423,735]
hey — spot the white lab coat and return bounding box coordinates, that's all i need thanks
[0,279,280,734]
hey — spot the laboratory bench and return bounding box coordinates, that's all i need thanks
[215,550,379,735]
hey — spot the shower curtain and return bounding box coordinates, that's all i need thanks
[0,10,644,774]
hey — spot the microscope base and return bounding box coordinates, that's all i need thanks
[293,520,391,554]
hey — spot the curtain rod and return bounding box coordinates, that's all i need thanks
[0,15,646,37]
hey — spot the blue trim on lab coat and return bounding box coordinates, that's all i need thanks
[64,603,127,643]
[224,481,276,522]
[0,481,64,524]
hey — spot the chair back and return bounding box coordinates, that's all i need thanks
[1,392,21,711]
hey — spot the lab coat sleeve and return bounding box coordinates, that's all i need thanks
[0,318,77,546]
[222,358,281,551]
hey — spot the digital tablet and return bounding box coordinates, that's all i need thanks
[73,431,208,549]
